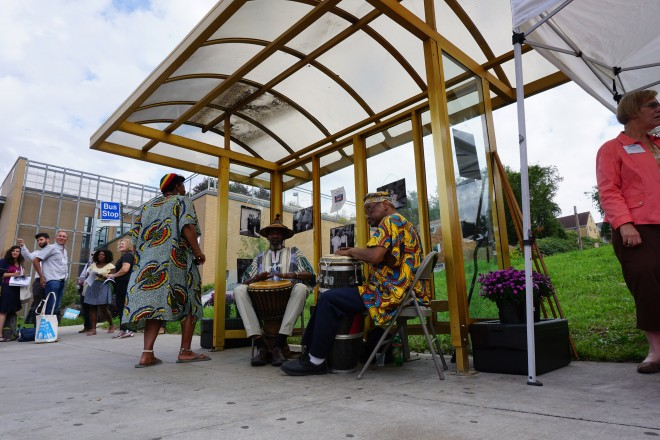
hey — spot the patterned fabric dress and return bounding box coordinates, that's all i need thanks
[122,194,202,330]
[358,213,429,325]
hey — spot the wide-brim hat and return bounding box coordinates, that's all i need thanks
[259,213,295,239]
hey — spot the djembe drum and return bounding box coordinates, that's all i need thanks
[318,255,364,290]
[247,280,293,339]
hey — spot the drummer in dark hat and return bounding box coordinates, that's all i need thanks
[233,214,316,366]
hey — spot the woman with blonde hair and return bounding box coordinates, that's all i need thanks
[107,238,135,338]
[596,89,660,374]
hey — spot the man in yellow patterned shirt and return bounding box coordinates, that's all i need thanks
[281,191,428,376]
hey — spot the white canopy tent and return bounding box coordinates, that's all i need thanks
[511,0,660,384]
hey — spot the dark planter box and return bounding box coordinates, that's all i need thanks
[200,317,251,349]
[469,319,571,375]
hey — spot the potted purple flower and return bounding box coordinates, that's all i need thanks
[477,267,554,324]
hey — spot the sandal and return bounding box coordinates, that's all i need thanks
[176,347,211,363]
[0,337,9,343]
[135,350,162,368]
[119,331,134,339]
[86,330,97,336]
[107,326,116,334]
[112,330,124,339]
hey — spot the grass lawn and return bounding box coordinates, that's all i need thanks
[41,245,644,363]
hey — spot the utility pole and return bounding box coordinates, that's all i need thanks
[574,206,583,250]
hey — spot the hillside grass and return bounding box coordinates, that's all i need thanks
[51,245,645,362]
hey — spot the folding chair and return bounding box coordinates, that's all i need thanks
[357,251,447,380]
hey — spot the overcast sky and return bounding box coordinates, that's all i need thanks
[1,0,619,221]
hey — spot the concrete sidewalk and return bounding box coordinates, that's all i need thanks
[2,325,658,440]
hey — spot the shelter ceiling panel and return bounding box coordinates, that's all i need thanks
[106,131,150,150]
[286,5,352,54]
[275,69,370,135]
[317,28,422,113]
[242,49,306,87]
[209,0,311,42]
[129,105,193,125]
[367,13,426,83]
[236,100,325,155]
[143,78,224,106]
[319,145,355,175]
[437,0,515,64]
[150,143,218,169]
[171,43,263,77]
[331,0,375,18]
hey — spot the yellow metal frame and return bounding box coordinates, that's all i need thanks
[91,1,573,372]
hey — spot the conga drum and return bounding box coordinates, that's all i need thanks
[318,255,364,289]
[327,311,366,373]
[247,280,293,337]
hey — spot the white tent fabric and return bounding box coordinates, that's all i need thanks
[512,0,660,112]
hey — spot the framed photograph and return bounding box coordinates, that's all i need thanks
[240,206,261,238]
[329,224,355,254]
[293,206,313,233]
[377,178,407,209]
[236,258,253,283]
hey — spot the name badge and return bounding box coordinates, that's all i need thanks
[623,144,645,154]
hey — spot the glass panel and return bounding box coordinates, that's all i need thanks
[365,119,420,230]
[320,148,358,256]
[422,65,500,320]
[282,170,316,271]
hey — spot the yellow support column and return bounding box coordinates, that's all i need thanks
[482,78,511,268]
[424,38,471,373]
[213,155,231,350]
[312,157,322,275]
[271,171,283,222]
[411,110,431,254]
[353,135,368,247]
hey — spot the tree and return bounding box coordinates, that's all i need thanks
[504,164,566,245]
[253,186,270,200]
[228,182,250,196]
[192,177,215,195]
[586,186,611,241]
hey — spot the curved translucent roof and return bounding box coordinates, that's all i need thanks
[91,0,567,183]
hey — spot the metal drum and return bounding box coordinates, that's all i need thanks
[327,311,365,373]
[247,280,293,336]
[318,255,364,289]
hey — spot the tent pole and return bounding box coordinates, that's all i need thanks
[513,29,542,386]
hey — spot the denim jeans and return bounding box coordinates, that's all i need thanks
[44,279,66,317]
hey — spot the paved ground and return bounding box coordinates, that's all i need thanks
[2,325,659,440]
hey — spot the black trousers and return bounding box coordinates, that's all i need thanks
[302,287,365,359]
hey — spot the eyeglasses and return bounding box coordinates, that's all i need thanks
[364,202,382,214]
[641,101,660,109]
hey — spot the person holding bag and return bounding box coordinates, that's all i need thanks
[83,249,116,336]
[0,246,25,342]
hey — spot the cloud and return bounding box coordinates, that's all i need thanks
[0,0,216,188]
[0,2,620,224]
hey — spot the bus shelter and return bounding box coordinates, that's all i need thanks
[90,0,569,373]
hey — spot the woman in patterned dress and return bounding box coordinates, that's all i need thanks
[122,173,209,368]
[83,249,115,336]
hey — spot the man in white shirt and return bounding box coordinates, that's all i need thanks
[17,233,50,323]
[32,230,69,321]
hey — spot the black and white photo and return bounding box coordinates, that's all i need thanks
[240,206,261,238]
[377,178,407,209]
